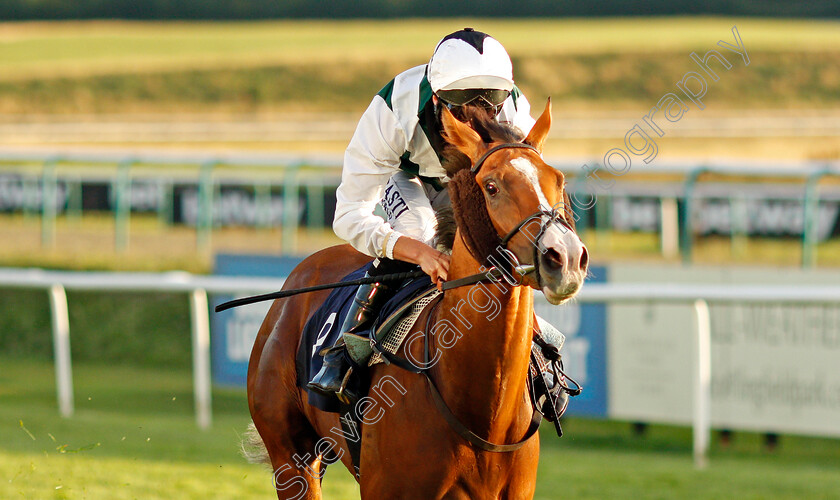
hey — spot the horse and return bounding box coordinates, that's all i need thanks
[244,100,589,500]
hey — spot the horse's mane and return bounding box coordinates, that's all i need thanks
[435,108,527,253]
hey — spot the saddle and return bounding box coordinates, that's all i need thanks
[296,263,579,423]
[295,264,580,479]
[295,263,435,412]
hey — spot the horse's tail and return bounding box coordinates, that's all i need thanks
[240,421,270,465]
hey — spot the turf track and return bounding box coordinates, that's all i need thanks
[2,357,840,499]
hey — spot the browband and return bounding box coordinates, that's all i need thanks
[470,142,540,174]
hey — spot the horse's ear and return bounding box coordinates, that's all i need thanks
[524,98,551,153]
[441,105,483,162]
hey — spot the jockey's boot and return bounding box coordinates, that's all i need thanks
[306,338,357,404]
[306,277,394,404]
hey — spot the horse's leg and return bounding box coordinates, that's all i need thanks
[250,306,326,500]
[247,245,373,498]
[251,361,326,500]
[498,440,539,500]
[255,415,325,500]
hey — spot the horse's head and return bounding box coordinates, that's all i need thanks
[441,100,588,304]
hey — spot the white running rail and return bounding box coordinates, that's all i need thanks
[3,267,840,468]
[0,268,288,430]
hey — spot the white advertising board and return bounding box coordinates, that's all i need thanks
[608,265,840,438]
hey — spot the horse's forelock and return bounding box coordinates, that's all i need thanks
[468,109,524,145]
[441,107,525,177]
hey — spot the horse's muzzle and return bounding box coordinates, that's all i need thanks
[537,223,588,305]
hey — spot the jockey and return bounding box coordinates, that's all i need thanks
[308,28,536,402]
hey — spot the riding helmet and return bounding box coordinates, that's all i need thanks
[427,28,515,93]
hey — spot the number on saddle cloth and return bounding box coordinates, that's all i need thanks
[295,261,432,413]
[295,263,372,412]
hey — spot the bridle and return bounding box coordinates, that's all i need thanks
[449,142,575,290]
[213,149,574,311]
[375,142,578,453]
[220,142,580,455]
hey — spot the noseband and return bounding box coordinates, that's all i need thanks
[463,142,573,289]
[386,142,576,454]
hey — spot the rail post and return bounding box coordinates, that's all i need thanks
[729,194,748,259]
[254,180,272,229]
[282,162,303,255]
[801,167,831,268]
[40,156,61,248]
[681,167,708,265]
[190,288,212,429]
[157,178,173,227]
[574,191,592,240]
[305,176,325,230]
[692,299,711,469]
[49,284,74,418]
[594,190,611,247]
[114,158,137,252]
[197,160,218,252]
[660,196,679,258]
[23,174,40,220]
[66,176,83,222]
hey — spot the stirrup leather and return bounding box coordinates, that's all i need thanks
[335,366,355,405]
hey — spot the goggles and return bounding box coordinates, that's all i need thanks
[436,88,511,108]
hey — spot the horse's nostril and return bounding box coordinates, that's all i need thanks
[544,248,563,271]
[579,247,589,271]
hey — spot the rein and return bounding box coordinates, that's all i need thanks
[216,144,560,312]
[214,269,426,312]
[381,142,570,453]
[373,295,543,453]
[456,142,573,289]
[219,142,566,453]
[214,266,528,313]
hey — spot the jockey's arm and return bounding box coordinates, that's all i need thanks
[392,235,450,285]
[333,93,450,282]
[333,96,406,257]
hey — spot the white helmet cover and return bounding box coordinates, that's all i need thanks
[427,28,514,93]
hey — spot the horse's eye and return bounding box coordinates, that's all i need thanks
[484,181,499,196]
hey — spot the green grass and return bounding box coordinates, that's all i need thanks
[0,357,358,499]
[9,48,839,115]
[1,18,840,114]
[0,213,344,274]
[2,18,840,80]
[2,357,840,499]
[0,287,192,367]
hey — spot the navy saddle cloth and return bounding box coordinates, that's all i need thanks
[295,262,433,412]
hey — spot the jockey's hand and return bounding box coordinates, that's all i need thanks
[419,248,451,290]
[392,236,450,289]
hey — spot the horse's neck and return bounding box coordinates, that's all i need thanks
[435,234,534,438]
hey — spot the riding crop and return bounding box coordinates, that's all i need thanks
[214,269,426,312]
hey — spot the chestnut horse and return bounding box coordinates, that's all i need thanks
[245,101,588,499]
